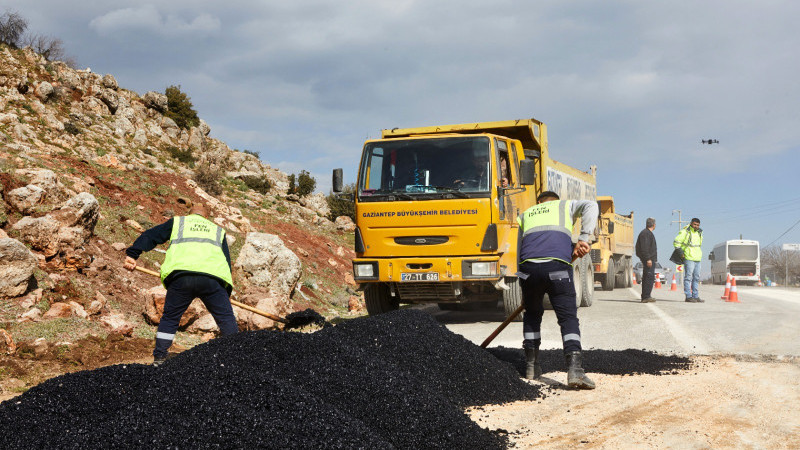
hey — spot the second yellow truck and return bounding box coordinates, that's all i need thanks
[333,118,598,318]
[590,196,634,290]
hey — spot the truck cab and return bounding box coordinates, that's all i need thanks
[333,119,597,316]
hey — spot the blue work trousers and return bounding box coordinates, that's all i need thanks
[520,260,582,353]
[683,259,701,299]
[154,275,238,358]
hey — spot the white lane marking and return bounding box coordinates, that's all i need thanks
[628,288,710,354]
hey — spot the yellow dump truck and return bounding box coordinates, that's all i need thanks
[590,196,634,290]
[332,118,598,317]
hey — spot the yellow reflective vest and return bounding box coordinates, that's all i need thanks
[517,200,575,265]
[160,215,233,289]
[673,226,703,262]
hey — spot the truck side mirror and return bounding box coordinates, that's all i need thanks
[332,168,343,193]
[518,160,536,185]
[608,222,614,234]
[708,252,714,260]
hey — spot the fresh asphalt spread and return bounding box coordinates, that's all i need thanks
[0,309,692,449]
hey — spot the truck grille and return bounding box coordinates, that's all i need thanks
[395,282,457,300]
[590,249,602,264]
[394,236,449,245]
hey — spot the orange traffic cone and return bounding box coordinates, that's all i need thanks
[726,277,740,303]
[632,272,638,285]
[757,279,763,287]
[654,273,662,289]
[721,274,731,299]
[670,274,678,291]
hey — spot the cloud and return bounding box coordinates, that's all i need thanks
[89,5,220,38]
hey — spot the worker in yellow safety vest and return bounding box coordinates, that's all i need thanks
[124,203,237,366]
[517,191,598,389]
[673,218,704,303]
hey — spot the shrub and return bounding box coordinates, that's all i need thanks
[165,145,195,166]
[164,85,199,130]
[0,11,27,47]
[326,183,356,221]
[193,163,223,196]
[241,175,271,195]
[288,170,316,197]
[242,149,259,158]
[64,121,80,135]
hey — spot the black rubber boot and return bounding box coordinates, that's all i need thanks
[524,340,542,380]
[565,351,595,389]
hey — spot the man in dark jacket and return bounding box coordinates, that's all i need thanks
[635,217,657,303]
[123,203,238,366]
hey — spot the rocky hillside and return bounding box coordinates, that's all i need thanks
[0,45,361,393]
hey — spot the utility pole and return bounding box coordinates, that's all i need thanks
[671,209,688,228]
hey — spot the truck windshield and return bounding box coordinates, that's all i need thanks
[728,244,758,260]
[358,136,491,197]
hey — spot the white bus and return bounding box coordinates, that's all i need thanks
[708,240,760,285]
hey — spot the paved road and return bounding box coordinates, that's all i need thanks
[421,284,800,356]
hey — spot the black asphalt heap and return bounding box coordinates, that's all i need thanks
[283,308,330,329]
[488,347,693,376]
[0,309,538,449]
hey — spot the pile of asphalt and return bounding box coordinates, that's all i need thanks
[0,309,537,449]
[283,307,330,329]
[488,347,693,376]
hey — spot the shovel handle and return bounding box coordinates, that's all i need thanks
[132,265,287,324]
[480,303,524,348]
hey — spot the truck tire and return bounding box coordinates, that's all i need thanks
[581,256,594,307]
[573,260,584,309]
[364,283,398,316]
[602,258,615,291]
[503,276,524,322]
[614,257,626,289]
[625,257,633,287]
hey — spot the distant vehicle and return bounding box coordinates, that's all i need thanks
[709,240,760,285]
[701,139,719,144]
[633,261,668,285]
[591,196,634,291]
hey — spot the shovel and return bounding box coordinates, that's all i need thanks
[132,265,324,329]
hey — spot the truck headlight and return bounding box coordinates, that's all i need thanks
[470,261,496,276]
[353,262,377,279]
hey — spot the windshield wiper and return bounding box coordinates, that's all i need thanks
[432,186,469,198]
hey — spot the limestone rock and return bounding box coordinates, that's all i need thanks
[101,74,118,90]
[234,233,302,298]
[100,313,135,336]
[0,238,38,297]
[43,302,73,319]
[143,91,168,112]
[6,184,45,214]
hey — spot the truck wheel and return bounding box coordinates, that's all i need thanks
[573,261,584,308]
[581,257,594,307]
[625,257,633,287]
[602,258,615,291]
[503,276,524,322]
[364,283,398,315]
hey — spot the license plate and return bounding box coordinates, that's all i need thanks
[401,272,439,281]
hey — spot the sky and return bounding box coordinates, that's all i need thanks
[7,0,800,268]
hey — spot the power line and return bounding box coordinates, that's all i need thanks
[764,217,800,249]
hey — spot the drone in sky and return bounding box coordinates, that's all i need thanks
[701,139,719,144]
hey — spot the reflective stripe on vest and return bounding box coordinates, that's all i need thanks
[518,200,574,264]
[160,215,233,288]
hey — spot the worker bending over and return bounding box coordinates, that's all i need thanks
[124,203,238,366]
[517,191,598,389]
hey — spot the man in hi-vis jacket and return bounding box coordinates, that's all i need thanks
[124,203,238,366]
[517,191,598,389]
